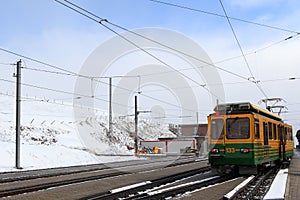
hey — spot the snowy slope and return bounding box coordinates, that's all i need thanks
[0,94,175,171]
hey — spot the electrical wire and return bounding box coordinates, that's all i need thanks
[147,0,300,34]
[1,47,298,112]
[218,0,255,79]
[60,0,253,83]
[2,0,296,116]
[0,62,15,66]
[0,47,78,75]
[218,0,268,99]
[55,0,299,96]
[0,49,204,113]
[0,72,198,114]
[0,47,196,112]
[0,77,133,109]
[0,48,140,104]
[0,1,291,103]
[22,66,77,76]
[17,31,299,84]
[54,0,229,102]
[61,0,300,79]
[0,92,112,118]
[212,33,299,66]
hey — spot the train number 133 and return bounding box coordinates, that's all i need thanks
[226,148,235,153]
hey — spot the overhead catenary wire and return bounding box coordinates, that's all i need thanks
[0,77,133,109]
[0,47,141,103]
[212,33,299,66]
[218,0,268,99]
[0,49,202,113]
[0,53,142,100]
[59,0,254,83]
[12,30,299,83]
[218,0,256,80]
[0,47,78,76]
[0,1,294,97]
[0,71,198,114]
[54,0,300,94]
[0,1,296,114]
[54,0,225,102]
[0,92,130,120]
[0,91,203,121]
[15,0,296,109]
[0,4,291,98]
[22,66,77,76]
[5,37,294,85]
[60,0,262,99]
[148,0,300,34]
[1,4,298,125]
[0,62,16,66]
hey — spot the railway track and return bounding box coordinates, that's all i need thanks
[141,174,234,200]
[223,167,279,200]
[1,155,206,199]
[0,154,198,183]
[0,168,125,198]
[81,166,213,200]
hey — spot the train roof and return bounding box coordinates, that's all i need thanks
[213,102,282,121]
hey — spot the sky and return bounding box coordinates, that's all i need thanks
[1,0,300,131]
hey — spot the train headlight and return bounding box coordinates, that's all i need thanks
[240,148,249,153]
[210,148,219,153]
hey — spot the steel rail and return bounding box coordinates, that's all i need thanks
[0,155,198,183]
[223,167,278,200]
[0,155,201,198]
[81,166,212,200]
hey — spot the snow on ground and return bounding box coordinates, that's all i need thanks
[263,169,288,200]
[0,94,175,171]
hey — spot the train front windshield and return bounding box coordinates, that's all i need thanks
[211,119,224,139]
[226,118,250,139]
[210,117,250,140]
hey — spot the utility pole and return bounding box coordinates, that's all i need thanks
[108,77,112,134]
[133,95,150,155]
[134,95,138,155]
[15,60,22,169]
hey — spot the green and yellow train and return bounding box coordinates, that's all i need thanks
[208,102,293,174]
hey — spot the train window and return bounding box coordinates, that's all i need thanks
[288,128,293,140]
[278,125,283,141]
[286,128,290,140]
[273,124,277,140]
[211,119,224,139]
[226,118,250,139]
[284,127,287,141]
[264,122,268,145]
[268,122,273,139]
[255,119,260,139]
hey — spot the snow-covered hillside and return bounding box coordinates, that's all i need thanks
[0,94,175,171]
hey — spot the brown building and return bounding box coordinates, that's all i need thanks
[179,124,208,137]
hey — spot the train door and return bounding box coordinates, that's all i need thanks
[254,119,260,140]
[263,122,269,158]
[263,122,269,145]
[283,127,287,161]
[278,125,282,160]
[278,125,286,161]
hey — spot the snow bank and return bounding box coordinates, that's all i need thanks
[0,94,175,171]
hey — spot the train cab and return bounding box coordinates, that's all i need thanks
[208,102,293,174]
